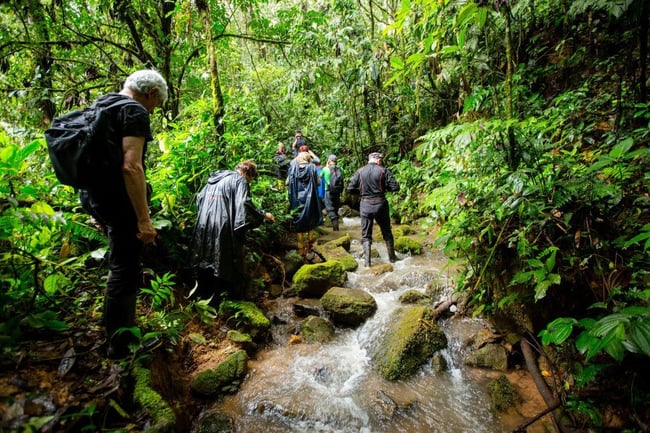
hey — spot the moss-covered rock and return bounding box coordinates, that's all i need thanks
[283,249,305,278]
[371,305,448,381]
[322,234,352,252]
[300,315,335,343]
[133,365,175,433]
[394,236,423,255]
[190,349,248,397]
[321,287,377,327]
[464,343,508,371]
[488,374,522,412]
[399,289,430,304]
[366,263,393,275]
[194,410,234,433]
[292,260,346,298]
[218,300,270,340]
[313,244,358,271]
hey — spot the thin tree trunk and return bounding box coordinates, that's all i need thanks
[639,0,649,102]
[195,0,225,137]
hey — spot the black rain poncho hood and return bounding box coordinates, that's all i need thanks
[190,170,265,284]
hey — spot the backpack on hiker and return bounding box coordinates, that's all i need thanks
[328,166,344,194]
[45,98,134,189]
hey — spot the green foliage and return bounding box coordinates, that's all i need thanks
[540,305,650,363]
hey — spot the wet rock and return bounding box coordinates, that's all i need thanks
[322,233,352,251]
[371,305,448,380]
[372,389,398,423]
[465,343,508,371]
[321,287,378,327]
[399,289,430,304]
[292,260,346,298]
[394,236,423,254]
[190,349,248,397]
[465,328,502,350]
[313,244,358,271]
[430,353,448,372]
[282,250,304,278]
[193,410,234,433]
[366,263,393,275]
[487,374,522,412]
[292,298,323,317]
[300,315,335,343]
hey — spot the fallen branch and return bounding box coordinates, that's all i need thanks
[510,400,561,433]
[521,337,577,433]
[433,298,455,320]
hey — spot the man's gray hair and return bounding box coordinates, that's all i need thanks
[123,69,168,104]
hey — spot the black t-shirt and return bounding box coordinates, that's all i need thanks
[83,93,152,225]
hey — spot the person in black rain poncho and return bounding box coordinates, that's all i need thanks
[286,149,322,255]
[190,160,274,300]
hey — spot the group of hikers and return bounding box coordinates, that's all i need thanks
[273,130,345,256]
[68,68,401,360]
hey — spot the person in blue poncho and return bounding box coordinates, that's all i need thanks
[190,160,274,300]
[286,148,322,255]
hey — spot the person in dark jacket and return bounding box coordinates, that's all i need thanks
[347,152,400,266]
[190,160,274,301]
[80,69,167,359]
[286,150,321,255]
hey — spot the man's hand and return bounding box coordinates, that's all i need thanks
[137,219,158,244]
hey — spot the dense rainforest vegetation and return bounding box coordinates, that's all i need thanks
[1,0,649,431]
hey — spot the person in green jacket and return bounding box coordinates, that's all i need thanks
[322,154,344,231]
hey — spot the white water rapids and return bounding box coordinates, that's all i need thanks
[210,217,519,433]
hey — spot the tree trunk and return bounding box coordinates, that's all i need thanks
[195,0,225,137]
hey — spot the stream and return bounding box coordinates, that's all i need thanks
[207,217,524,433]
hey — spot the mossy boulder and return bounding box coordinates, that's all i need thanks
[322,233,352,251]
[292,260,346,298]
[394,236,423,255]
[366,263,393,275]
[218,300,271,340]
[283,249,305,278]
[321,287,377,327]
[464,343,508,371]
[371,305,448,381]
[190,349,248,397]
[300,315,335,343]
[488,375,522,412]
[313,244,358,271]
[399,289,430,304]
[194,410,234,433]
[133,365,175,433]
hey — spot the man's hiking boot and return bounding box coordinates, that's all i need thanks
[104,293,137,359]
[362,241,372,267]
[386,239,398,263]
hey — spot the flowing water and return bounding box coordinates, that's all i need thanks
[211,218,516,433]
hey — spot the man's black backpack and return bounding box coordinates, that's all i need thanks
[329,166,344,194]
[45,98,134,189]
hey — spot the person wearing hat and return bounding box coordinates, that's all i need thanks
[322,154,344,231]
[347,152,400,266]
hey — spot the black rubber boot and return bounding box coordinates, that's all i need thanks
[104,293,137,359]
[363,241,372,267]
[332,217,339,231]
[386,239,398,263]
